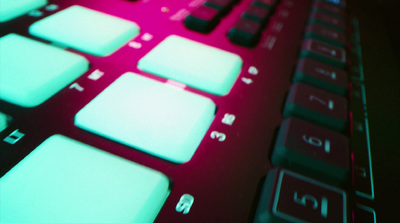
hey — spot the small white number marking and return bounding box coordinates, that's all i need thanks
[241,77,253,85]
[248,66,259,75]
[69,83,84,92]
[4,129,25,144]
[309,95,334,110]
[88,69,104,81]
[293,191,328,218]
[141,33,153,41]
[128,41,142,49]
[176,194,194,214]
[222,113,235,125]
[302,135,330,154]
[210,131,226,142]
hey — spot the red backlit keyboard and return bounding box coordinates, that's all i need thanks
[1,0,399,222]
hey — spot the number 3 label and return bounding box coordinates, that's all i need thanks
[210,131,226,142]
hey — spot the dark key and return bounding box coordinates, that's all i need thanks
[305,23,346,47]
[254,168,348,223]
[283,83,348,132]
[271,118,350,184]
[301,39,346,69]
[204,0,235,15]
[184,5,221,33]
[253,0,278,9]
[309,11,346,32]
[242,5,270,24]
[228,17,262,47]
[313,1,346,18]
[293,58,348,95]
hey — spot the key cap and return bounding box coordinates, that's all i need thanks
[253,0,278,9]
[184,5,221,33]
[228,17,262,47]
[309,11,346,32]
[271,118,350,184]
[75,73,216,163]
[254,168,348,223]
[204,0,236,15]
[293,58,348,95]
[283,83,348,132]
[313,1,346,18]
[242,4,270,24]
[138,35,243,96]
[304,23,346,47]
[0,0,47,22]
[0,135,170,223]
[0,33,89,107]
[301,39,346,69]
[29,5,140,56]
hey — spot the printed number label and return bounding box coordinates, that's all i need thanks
[293,191,328,218]
[210,131,226,142]
[302,135,330,153]
[176,194,194,214]
[309,95,334,110]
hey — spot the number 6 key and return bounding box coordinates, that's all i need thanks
[271,118,350,185]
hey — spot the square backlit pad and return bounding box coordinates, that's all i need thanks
[138,35,243,95]
[0,135,170,223]
[29,5,140,56]
[75,73,216,163]
[0,33,89,107]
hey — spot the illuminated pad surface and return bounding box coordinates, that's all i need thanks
[75,73,216,163]
[29,5,140,56]
[138,35,243,95]
[0,33,89,107]
[0,0,47,22]
[0,135,170,223]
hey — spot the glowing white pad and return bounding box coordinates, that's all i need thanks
[29,5,140,56]
[0,135,170,223]
[75,73,216,163]
[138,35,243,95]
[0,0,47,22]
[0,33,89,107]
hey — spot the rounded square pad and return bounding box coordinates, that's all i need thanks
[29,5,140,56]
[75,73,216,163]
[0,0,47,22]
[0,33,89,107]
[0,135,170,223]
[138,35,243,96]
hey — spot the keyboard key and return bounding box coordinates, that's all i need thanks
[254,168,347,223]
[75,73,216,163]
[184,5,221,33]
[283,83,348,132]
[204,0,235,15]
[253,0,277,9]
[138,35,243,96]
[29,5,140,56]
[0,135,170,223]
[228,17,262,47]
[0,0,47,22]
[242,4,270,24]
[313,1,346,18]
[309,10,346,32]
[0,33,89,107]
[271,118,350,184]
[305,23,346,47]
[301,39,346,69]
[293,58,348,95]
